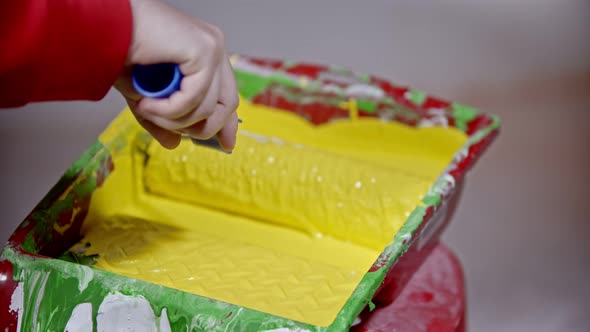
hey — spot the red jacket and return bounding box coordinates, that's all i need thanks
[0,0,132,108]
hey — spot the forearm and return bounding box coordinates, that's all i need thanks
[0,0,133,108]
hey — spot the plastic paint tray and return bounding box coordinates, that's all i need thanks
[0,55,499,331]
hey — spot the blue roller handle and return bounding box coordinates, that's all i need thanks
[131,64,225,151]
[132,63,182,98]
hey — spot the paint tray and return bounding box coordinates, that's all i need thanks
[0,55,499,331]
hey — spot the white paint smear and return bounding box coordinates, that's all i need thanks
[65,302,93,332]
[9,282,24,332]
[77,265,94,292]
[158,307,172,332]
[96,292,171,332]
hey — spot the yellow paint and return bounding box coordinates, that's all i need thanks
[340,98,359,122]
[145,132,430,250]
[73,97,467,326]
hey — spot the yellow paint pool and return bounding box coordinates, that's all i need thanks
[70,97,467,326]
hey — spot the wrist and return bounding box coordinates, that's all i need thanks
[126,0,142,65]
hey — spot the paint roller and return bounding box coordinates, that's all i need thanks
[143,132,432,250]
[131,63,226,152]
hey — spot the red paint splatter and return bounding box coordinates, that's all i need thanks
[320,79,349,88]
[409,291,434,303]
[422,97,451,110]
[0,260,19,332]
[252,89,350,125]
[284,64,324,79]
[244,56,284,70]
[368,252,391,272]
[449,129,499,179]
[465,114,494,136]
[96,155,114,187]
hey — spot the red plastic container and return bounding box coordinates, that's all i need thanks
[353,244,466,332]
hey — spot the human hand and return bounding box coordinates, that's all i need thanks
[114,0,239,151]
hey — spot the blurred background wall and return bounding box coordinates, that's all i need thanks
[1,1,589,331]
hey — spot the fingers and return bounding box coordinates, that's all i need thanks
[139,70,221,131]
[136,66,217,120]
[218,55,240,115]
[132,112,181,149]
[175,69,221,125]
[182,102,232,139]
[216,111,239,151]
[129,54,238,151]
[214,56,240,151]
[181,57,238,141]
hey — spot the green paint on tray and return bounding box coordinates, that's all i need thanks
[270,73,300,89]
[407,90,427,106]
[20,235,37,255]
[466,114,500,145]
[452,103,478,132]
[357,99,377,113]
[283,60,297,69]
[358,73,371,83]
[329,65,350,75]
[20,140,111,254]
[2,247,108,331]
[58,251,99,266]
[66,141,105,178]
[422,194,441,207]
[2,246,323,331]
[234,69,302,100]
[234,70,271,99]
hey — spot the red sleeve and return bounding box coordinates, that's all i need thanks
[0,0,133,108]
